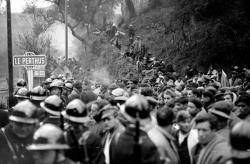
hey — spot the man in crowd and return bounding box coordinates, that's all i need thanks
[209,101,232,139]
[101,105,125,164]
[27,124,74,164]
[62,99,105,164]
[234,94,250,122]
[110,95,161,164]
[192,112,231,164]
[49,80,65,97]
[40,95,64,128]
[229,121,250,164]
[68,81,82,102]
[148,106,180,164]
[0,100,39,164]
[175,110,198,164]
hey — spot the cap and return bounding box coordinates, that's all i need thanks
[210,101,232,119]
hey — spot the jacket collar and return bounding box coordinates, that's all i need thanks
[156,125,176,141]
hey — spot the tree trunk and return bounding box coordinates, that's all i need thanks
[124,0,136,19]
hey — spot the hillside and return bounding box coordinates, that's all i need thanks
[118,0,250,74]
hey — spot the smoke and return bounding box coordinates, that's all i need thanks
[91,67,113,85]
[47,22,82,59]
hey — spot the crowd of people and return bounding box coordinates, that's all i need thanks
[0,64,249,164]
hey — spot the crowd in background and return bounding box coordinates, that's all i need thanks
[0,62,249,164]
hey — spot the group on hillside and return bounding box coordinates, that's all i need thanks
[0,61,250,164]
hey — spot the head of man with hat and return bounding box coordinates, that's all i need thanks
[30,86,47,106]
[49,80,64,97]
[9,100,39,138]
[27,124,71,164]
[62,99,104,163]
[209,101,232,139]
[0,100,39,164]
[40,95,64,127]
[100,105,121,132]
[234,94,250,121]
[230,121,250,164]
[120,94,152,130]
[110,95,161,164]
[14,87,29,103]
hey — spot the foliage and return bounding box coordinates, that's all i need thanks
[123,0,250,74]
[17,6,58,77]
[42,0,121,46]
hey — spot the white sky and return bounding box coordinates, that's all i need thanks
[1,0,52,13]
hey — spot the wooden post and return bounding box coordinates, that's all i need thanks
[65,0,68,66]
[7,0,14,107]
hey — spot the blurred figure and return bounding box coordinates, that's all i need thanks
[48,80,64,97]
[224,92,237,104]
[62,99,105,164]
[0,100,38,164]
[187,98,203,122]
[101,105,125,164]
[173,97,188,116]
[176,111,198,164]
[209,101,232,139]
[29,86,47,122]
[234,94,250,121]
[110,95,161,164]
[0,109,9,128]
[229,121,250,164]
[62,82,73,105]
[148,106,180,164]
[40,95,64,128]
[68,81,82,102]
[14,87,29,104]
[201,91,214,111]
[161,89,176,104]
[27,124,74,164]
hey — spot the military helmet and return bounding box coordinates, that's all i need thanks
[57,74,64,79]
[111,88,125,97]
[14,87,29,99]
[120,94,150,123]
[17,79,27,88]
[49,80,64,89]
[40,95,64,116]
[64,82,73,91]
[9,100,38,124]
[45,78,52,84]
[50,75,56,80]
[30,86,47,101]
[27,124,69,150]
[230,121,250,159]
[62,99,90,123]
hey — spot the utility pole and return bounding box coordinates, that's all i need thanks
[65,0,68,66]
[6,0,13,108]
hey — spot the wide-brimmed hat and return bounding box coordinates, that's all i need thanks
[14,88,29,99]
[27,124,69,150]
[9,100,38,124]
[120,95,150,123]
[30,86,47,101]
[62,99,90,123]
[40,95,63,116]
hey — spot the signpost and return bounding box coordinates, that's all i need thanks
[13,52,47,90]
